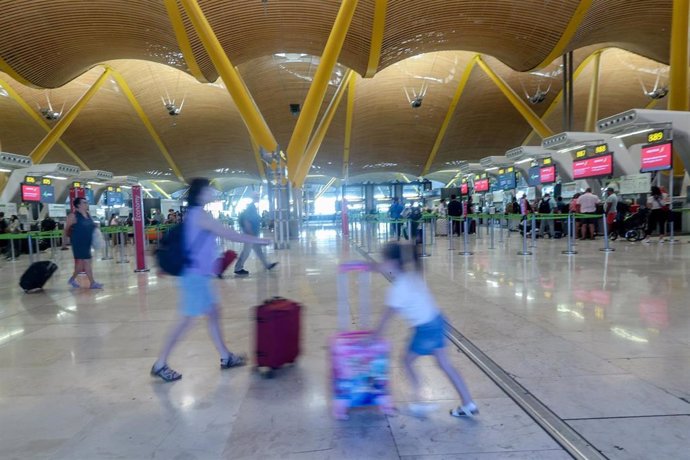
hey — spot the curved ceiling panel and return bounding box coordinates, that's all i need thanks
[0,0,674,90]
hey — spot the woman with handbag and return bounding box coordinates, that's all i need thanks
[62,197,103,289]
[643,185,669,244]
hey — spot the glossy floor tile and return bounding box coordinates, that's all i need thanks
[1,225,689,458]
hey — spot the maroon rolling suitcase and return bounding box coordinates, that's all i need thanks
[254,297,301,378]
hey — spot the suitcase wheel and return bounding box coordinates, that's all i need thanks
[256,367,275,379]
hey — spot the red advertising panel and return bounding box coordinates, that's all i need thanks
[640,142,672,172]
[21,184,41,202]
[474,178,489,192]
[539,165,556,184]
[131,185,149,272]
[573,154,613,179]
[460,182,469,195]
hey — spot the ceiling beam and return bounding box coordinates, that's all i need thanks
[314,177,337,200]
[342,73,356,182]
[109,68,185,183]
[530,0,594,70]
[150,181,172,199]
[364,0,388,78]
[30,67,111,164]
[163,0,209,83]
[522,49,603,146]
[178,0,277,153]
[475,55,553,139]
[0,76,89,169]
[0,55,36,88]
[584,51,602,132]
[294,70,354,188]
[286,0,359,181]
[421,55,478,176]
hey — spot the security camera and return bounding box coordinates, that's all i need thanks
[410,97,423,108]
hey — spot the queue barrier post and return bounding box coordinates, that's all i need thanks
[562,213,577,255]
[420,219,430,257]
[489,216,495,250]
[459,219,473,256]
[448,218,455,250]
[475,215,481,240]
[600,214,615,252]
[117,229,130,264]
[498,216,504,244]
[530,214,537,248]
[517,218,532,256]
[27,234,35,264]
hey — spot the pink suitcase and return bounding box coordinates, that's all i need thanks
[330,261,393,420]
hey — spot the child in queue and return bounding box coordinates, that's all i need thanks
[371,241,479,418]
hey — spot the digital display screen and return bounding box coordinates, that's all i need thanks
[501,172,516,190]
[40,185,55,203]
[460,183,469,195]
[105,191,124,206]
[85,188,94,204]
[640,142,672,173]
[647,131,665,144]
[573,154,613,179]
[540,165,556,184]
[474,178,489,192]
[527,166,541,186]
[21,184,41,202]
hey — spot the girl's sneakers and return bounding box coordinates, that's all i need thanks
[67,277,80,288]
[220,353,247,369]
[450,401,479,418]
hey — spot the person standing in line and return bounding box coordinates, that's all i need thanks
[388,197,404,240]
[62,197,103,289]
[537,193,556,238]
[643,185,669,243]
[604,188,618,235]
[234,192,278,276]
[447,194,462,236]
[372,242,479,419]
[151,179,272,382]
[577,188,600,240]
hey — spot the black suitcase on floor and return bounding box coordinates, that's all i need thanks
[20,261,58,292]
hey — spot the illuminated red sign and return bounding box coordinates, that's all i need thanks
[640,142,672,172]
[474,178,489,192]
[540,165,556,184]
[460,182,469,195]
[21,184,41,202]
[573,154,613,179]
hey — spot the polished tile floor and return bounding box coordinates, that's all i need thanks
[0,224,688,459]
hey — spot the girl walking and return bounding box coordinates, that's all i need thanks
[372,242,478,418]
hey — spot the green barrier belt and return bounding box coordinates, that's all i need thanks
[0,224,176,240]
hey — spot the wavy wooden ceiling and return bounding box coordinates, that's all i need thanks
[0,0,679,190]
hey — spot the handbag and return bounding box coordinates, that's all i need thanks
[91,227,105,250]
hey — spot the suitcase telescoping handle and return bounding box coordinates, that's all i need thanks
[337,261,373,331]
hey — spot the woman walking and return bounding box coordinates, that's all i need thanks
[62,197,103,289]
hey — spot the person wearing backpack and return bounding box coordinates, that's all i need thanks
[151,178,271,382]
[538,193,556,238]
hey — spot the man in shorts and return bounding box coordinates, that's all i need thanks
[577,188,600,240]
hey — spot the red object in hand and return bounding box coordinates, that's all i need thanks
[215,250,238,276]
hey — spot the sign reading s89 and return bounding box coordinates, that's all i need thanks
[647,130,664,144]
[594,144,608,154]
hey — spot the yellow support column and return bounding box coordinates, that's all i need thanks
[286,0,359,180]
[0,76,89,169]
[421,56,478,176]
[475,56,553,139]
[164,0,208,83]
[364,0,388,78]
[150,181,172,199]
[249,137,267,181]
[669,0,689,111]
[110,69,186,183]
[294,71,353,187]
[342,74,356,181]
[179,0,277,152]
[669,0,689,175]
[30,67,111,164]
[530,0,594,70]
[584,51,602,132]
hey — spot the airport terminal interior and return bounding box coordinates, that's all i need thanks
[1,1,690,459]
